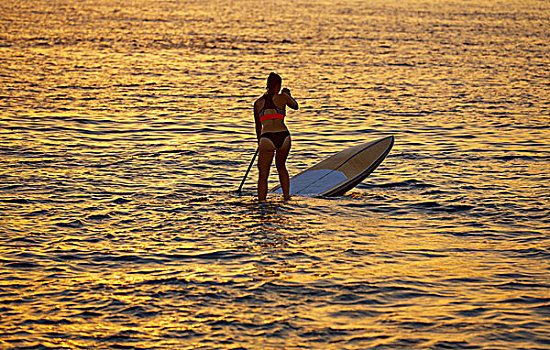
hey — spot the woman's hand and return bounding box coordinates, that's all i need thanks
[282,88,298,110]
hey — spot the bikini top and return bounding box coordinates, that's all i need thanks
[259,93,286,123]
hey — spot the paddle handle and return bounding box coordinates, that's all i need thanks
[237,148,259,193]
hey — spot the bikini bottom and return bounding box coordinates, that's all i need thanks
[260,131,290,149]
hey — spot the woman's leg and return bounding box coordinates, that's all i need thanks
[275,135,291,200]
[257,137,275,202]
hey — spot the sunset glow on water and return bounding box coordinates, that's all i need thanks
[0,0,549,348]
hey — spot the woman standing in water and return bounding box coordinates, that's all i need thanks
[254,73,299,202]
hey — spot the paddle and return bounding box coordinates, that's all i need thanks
[237,148,259,193]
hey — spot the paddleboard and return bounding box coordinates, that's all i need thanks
[272,135,394,197]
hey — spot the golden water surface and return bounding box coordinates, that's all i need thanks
[0,0,549,349]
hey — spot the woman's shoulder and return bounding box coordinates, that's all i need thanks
[272,93,288,107]
[254,95,266,110]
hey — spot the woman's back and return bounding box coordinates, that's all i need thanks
[257,93,288,133]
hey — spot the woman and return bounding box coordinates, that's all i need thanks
[253,72,299,202]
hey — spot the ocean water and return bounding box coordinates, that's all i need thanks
[1,0,549,348]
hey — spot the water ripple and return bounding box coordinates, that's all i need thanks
[0,0,549,348]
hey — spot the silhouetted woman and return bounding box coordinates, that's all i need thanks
[253,73,299,202]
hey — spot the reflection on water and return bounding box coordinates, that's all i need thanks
[1,0,549,348]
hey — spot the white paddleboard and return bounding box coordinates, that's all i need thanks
[272,136,394,197]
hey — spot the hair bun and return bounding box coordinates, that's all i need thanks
[267,72,282,90]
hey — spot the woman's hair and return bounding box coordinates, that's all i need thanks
[266,72,282,91]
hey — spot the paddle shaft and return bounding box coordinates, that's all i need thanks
[237,148,258,193]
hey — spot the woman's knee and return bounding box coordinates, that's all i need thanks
[258,166,270,178]
[275,160,287,172]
